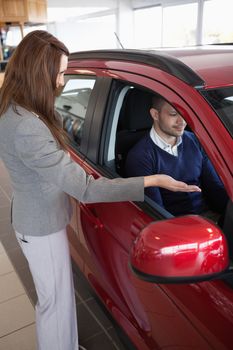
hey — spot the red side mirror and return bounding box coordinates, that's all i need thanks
[130,215,229,284]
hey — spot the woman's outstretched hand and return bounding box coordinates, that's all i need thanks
[144,174,201,192]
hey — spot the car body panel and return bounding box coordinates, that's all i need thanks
[161,280,233,348]
[159,46,233,88]
[69,46,233,88]
[70,162,214,350]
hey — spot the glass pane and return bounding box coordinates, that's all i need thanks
[162,3,198,47]
[201,86,233,138]
[134,6,162,49]
[60,14,116,52]
[55,76,96,146]
[203,0,233,44]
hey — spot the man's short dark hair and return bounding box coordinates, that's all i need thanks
[151,95,166,111]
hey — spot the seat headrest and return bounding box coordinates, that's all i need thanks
[119,88,153,130]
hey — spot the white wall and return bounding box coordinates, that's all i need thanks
[49,0,134,51]
[52,12,117,52]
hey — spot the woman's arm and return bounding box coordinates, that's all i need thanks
[15,117,201,204]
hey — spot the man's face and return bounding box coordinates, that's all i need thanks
[150,101,187,138]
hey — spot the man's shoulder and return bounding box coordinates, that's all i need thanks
[127,133,156,159]
[130,132,153,150]
[182,131,203,157]
[183,130,200,145]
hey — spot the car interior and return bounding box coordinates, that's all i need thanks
[56,83,94,145]
[115,87,153,177]
[111,86,232,235]
[56,80,232,254]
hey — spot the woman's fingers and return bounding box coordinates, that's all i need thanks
[156,175,202,192]
[144,174,202,192]
[172,181,201,192]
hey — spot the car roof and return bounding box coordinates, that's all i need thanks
[70,46,233,89]
[156,46,233,88]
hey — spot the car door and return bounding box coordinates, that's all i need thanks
[58,60,233,348]
[73,62,233,349]
[55,72,101,271]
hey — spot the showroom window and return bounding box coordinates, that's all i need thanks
[65,14,116,52]
[202,0,233,44]
[49,1,233,51]
[133,1,198,48]
[55,76,96,147]
[162,2,198,47]
[133,0,233,47]
[134,6,162,49]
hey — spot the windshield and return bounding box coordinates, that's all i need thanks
[201,86,233,138]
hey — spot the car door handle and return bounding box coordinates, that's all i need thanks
[80,203,103,229]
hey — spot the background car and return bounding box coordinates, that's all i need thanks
[55,47,233,350]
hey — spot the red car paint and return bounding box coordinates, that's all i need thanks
[58,47,233,349]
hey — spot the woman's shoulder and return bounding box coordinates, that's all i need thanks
[0,104,52,144]
[1,104,38,125]
[6,104,37,120]
[0,104,37,134]
[5,104,47,132]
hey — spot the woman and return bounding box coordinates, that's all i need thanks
[0,30,200,350]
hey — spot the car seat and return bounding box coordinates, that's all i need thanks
[115,88,153,176]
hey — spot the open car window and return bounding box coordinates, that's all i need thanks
[102,83,229,227]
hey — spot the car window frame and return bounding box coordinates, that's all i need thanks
[75,70,232,233]
[57,74,105,158]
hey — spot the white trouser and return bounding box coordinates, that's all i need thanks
[15,229,78,350]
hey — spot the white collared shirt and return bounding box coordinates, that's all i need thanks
[150,127,182,156]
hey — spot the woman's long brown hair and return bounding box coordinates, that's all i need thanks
[0,30,70,149]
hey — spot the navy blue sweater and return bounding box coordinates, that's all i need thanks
[125,131,228,216]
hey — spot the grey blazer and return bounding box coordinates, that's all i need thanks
[0,105,144,236]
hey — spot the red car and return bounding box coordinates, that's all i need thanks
[55,47,233,350]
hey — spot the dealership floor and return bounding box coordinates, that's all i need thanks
[0,160,127,350]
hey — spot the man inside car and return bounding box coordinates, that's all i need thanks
[125,94,228,220]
